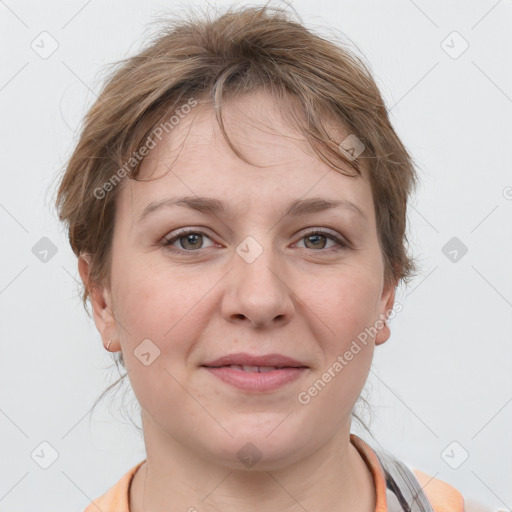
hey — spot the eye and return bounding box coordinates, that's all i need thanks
[295,229,347,252]
[162,228,348,254]
[163,229,216,252]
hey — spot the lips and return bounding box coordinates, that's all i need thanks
[201,352,308,369]
[220,365,283,373]
[200,352,308,392]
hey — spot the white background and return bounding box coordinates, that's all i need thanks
[0,0,511,511]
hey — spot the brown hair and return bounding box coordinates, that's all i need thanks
[54,2,419,434]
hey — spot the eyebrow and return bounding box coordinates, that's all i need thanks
[138,195,368,223]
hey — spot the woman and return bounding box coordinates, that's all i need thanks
[55,4,486,511]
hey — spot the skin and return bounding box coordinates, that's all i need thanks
[79,89,397,512]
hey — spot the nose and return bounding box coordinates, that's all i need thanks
[220,238,295,329]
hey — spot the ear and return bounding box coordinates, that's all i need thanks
[374,277,398,346]
[78,253,120,351]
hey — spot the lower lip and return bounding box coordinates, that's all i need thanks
[202,366,307,392]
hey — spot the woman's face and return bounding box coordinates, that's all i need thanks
[84,90,396,470]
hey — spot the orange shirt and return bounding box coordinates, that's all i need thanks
[83,434,464,512]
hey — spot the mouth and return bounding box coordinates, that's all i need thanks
[204,364,301,372]
[200,353,308,392]
[201,352,308,369]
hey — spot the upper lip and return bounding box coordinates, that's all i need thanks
[201,352,308,368]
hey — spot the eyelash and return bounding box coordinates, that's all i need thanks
[162,228,348,255]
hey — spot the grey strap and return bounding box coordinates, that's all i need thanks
[373,448,434,512]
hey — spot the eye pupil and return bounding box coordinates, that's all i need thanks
[182,233,202,249]
[305,234,326,249]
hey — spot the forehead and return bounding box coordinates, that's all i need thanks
[140,90,358,173]
[119,89,374,221]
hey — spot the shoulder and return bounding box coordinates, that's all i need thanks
[412,468,494,512]
[412,468,464,511]
[82,460,145,512]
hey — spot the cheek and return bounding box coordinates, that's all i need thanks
[111,257,216,357]
[312,267,382,337]
[110,262,210,418]
[303,267,381,394]
[311,274,378,380]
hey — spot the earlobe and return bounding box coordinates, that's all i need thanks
[78,254,119,351]
[374,279,398,346]
[374,321,390,346]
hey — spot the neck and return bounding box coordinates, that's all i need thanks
[130,418,375,512]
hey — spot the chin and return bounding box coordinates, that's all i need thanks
[200,417,310,471]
